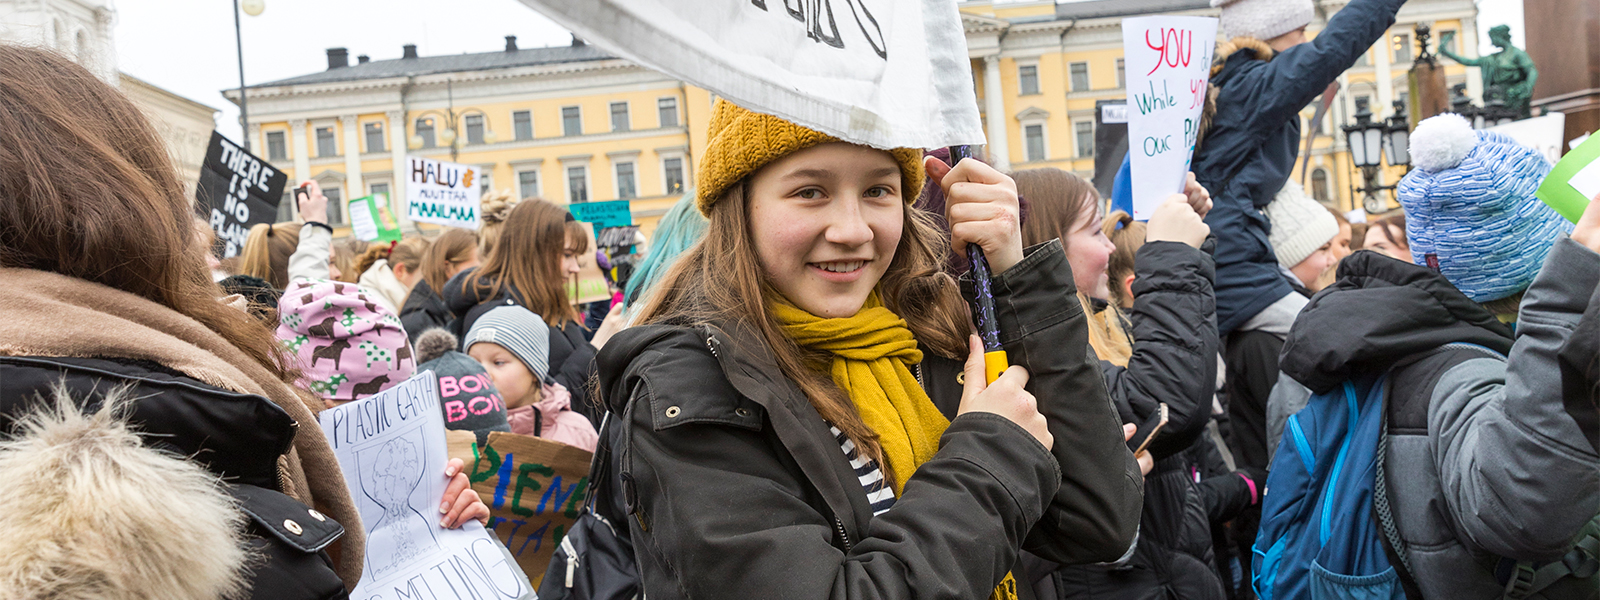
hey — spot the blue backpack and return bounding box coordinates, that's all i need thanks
[1253,373,1403,600]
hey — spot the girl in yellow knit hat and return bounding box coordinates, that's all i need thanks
[584,99,1143,600]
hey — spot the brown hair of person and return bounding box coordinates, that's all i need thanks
[1375,212,1408,250]
[478,190,520,261]
[237,222,301,289]
[354,236,429,280]
[633,179,970,490]
[0,45,294,381]
[1103,211,1147,310]
[423,228,479,294]
[470,200,586,327]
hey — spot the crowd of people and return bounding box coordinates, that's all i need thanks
[1,0,1599,595]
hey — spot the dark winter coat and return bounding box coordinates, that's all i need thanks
[399,279,451,343]
[1192,0,1406,336]
[0,356,349,600]
[1278,244,1600,597]
[595,240,1144,599]
[441,267,601,425]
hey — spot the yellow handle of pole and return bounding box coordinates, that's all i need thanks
[984,350,1009,385]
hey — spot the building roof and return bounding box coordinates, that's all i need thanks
[252,43,616,88]
[1054,0,1214,20]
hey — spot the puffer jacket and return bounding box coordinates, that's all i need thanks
[1277,244,1600,598]
[399,278,451,342]
[441,267,601,426]
[594,240,1143,599]
[1191,0,1405,336]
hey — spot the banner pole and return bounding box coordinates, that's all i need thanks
[946,145,1009,384]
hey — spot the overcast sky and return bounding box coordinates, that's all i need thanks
[113,0,1525,149]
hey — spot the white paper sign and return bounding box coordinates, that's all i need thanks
[407,157,482,230]
[319,371,532,599]
[350,196,378,242]
[1570,157,1600,201]
[1123,16,1218,220]
[514,0,983,150]
[1488,112,1566,165]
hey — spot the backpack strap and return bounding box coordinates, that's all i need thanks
[1374,404,1426,600]
[1501,517,1600,600]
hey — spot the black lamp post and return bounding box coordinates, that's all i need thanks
[1344,100,1412,213]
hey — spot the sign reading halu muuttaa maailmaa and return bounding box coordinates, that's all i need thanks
[196,131,287,258]
[407,157,482,230]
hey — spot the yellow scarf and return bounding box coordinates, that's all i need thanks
[773,292,1017,600]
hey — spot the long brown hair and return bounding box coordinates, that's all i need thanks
[471,200,584,327]
[237,222,301,289]
[354,236,429,280]
[0,45,293,381]
[1013,168,1132,366]
[423,228,479,294]
[634,179,970,488]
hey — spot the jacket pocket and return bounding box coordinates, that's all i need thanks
[230,484,349,600]
[1309,561,1401,600]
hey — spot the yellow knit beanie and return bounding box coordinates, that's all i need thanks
[695,99,926,215]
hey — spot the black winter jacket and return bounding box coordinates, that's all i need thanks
[595,241,1143,599]
[0,356,349,600]
[441,268,601,425]
[399,278,451,343]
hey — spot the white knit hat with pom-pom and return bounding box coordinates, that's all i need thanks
[1211,0,1314,42]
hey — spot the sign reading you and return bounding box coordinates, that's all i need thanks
[408,157,482,230]
[195,132,287,257]
[1122,16,1217,220]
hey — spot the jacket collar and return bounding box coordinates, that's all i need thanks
[1280,250,1514,393]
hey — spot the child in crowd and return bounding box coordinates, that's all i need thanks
[413,328,512,444]
[1265,181,1340,294]
[402,229,479,342]
[353,236,430,314]
[464,305,598,451]
[1363,212,1412,263]
[275,278,417,407]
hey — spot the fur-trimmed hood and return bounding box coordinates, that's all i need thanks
[0,384,249,600]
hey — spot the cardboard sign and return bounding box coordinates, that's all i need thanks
[408,157,482,230]
[567,200,633,237]
[350,193,403,242]
[1539,131,1600,223]
[1122,16,1218,220]
[195,131,287,257]
[318,371,533,599]
[567,221,612,305]
[515,0,983,150]
[453,431,594,588]
[1488,113,1567,165]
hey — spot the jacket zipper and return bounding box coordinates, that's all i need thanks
[705,334,720,359]
[914,363,924,389]
[834,517,853,551]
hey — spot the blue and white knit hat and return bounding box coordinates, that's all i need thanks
[464,305,551,382]
[1397,113,1573,302]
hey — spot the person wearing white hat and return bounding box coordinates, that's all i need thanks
[1265,181,1341,292]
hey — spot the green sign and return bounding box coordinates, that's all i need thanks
[567,200,632,235]
[349,193,403,242]
[1537,133,1600,223]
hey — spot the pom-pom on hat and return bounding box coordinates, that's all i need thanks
[277,279,416,402]
[1211,0,1314,42]
[1265,180,1340,268]
[695,99,925,215]
[1397,113,1573,302]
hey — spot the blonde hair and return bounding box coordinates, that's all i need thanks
[354,236,430,280]
[422,228,479,294]
[1104,211,1147,309]
[237,222,301,289]
[478,189,520,261]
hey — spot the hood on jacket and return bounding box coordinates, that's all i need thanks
[596,324,710,416]
[1279,250,1514,393]
[441,267,488,317]
[0,385,249,600]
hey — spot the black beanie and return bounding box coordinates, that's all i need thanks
[417,350,512,436]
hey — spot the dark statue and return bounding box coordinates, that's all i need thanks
[1439,25,1539,119]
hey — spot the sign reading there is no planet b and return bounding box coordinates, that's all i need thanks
[196,132,287,258]
[407,157,482,230]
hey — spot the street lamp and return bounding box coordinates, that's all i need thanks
[232,0,263,152]
[405,80,496,162]
[1344,100,1411,213]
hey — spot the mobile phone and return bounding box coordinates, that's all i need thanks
[1127,403,1169,455]
[294,184,311,208]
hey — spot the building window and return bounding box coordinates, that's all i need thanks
[1355,49,1370,67]
[663,157,685,194]
[364,122,385,153]
[518,169,539,199]
[479,169,493,195]
[315,126,337,157]
[1355,95,1372,114]
[562,107,582,136]
[277,189,295,222]
[1393,33,1412,64]
[513,110,533,141]
[415,118,436,148]
[610,102,630,132]
[1116,59,1126,89]
[266,131,287,161]
[1438,29,1457,53]
[1070,62,1090,92]
[1018,64,1039,95]
[465,114,485,145]
[567,165,588,203]
[615,162,637,199]
[658,97,679,127]
[324,186,343,224]
[1024,124,1046,162]
[1075,121,1094,158]
[370,182,389,199]
[1311,169,1331,203]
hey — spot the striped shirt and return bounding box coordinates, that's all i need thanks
[831,425,896,515]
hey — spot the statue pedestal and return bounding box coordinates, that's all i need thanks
[1527,0,1600,144]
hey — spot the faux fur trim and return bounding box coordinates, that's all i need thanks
[0,384,250,600]
[1211,36,1276,77]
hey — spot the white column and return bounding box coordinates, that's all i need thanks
[290,118,311,197]
[341,114,364,201]
[387,110,413,230]
[1373,31,1394,116]
[983,54,1011,171]
[1460,15,1484,102]
[247,123,262,156]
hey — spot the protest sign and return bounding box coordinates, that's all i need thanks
[1538,131,1600,223]
[318,371,533,600]
[1488,113,1566,165]
[567,222,612,305]
[515,0,983,150]
[408,157,482,230]
[457,431,593,588]
[350,193,404,242]
[567,200,632,237]
[1122,16,1218,220]
[195,131,287,257]
[1092,100,1130,200]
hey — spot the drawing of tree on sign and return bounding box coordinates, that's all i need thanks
[360,437,439,580]
[750,0,888,59]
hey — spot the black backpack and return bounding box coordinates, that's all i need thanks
[539,411,640,600]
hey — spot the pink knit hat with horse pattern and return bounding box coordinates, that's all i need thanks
[277,279,416,402]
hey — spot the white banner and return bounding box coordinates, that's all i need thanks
[1488,112,1566,165]
[515,0,983,150]
[1123,16,1218,220]
[407,157,482,230]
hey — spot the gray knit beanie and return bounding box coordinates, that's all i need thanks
[1211,0,1314,42]
[464,305,551,382]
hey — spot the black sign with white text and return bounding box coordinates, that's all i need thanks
[195,131,287,258]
